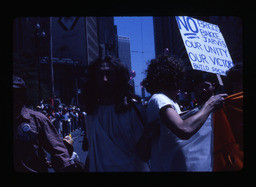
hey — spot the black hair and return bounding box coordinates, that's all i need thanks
[224,63,243,94]
[143,56,185,94]
[226,63,243,83]
[81,56,135,114]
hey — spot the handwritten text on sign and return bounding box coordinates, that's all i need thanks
[176,16,233,76]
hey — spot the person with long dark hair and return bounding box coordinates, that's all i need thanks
[143,56,227,171]
[81,56,149,172]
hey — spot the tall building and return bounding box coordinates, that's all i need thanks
[51,17,99,104]
[13,17,50,60]
[53,17,99,65]
[13,17,52,106]
[118,35,132,71]
[97,17,119,58]
[13,17,99,105]
[53,17,87,65]
[85,17,99,65]
[153,16,187,60]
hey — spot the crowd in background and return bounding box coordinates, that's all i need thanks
[35,98,87,138]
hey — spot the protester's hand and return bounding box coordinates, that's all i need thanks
[204,93,228,111]
[195,81,216,105]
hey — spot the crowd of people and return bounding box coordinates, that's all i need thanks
[35,101,87,138]
[13,55,243,172]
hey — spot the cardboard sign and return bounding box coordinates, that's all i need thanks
[176,16,234,76]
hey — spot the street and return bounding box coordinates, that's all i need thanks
[72,129,88,165]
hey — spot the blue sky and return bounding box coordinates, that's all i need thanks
[114,16,155,97]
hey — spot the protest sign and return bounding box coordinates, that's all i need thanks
[176,16,234,76]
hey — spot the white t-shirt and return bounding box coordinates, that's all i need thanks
[86,105,149,172]
[147,93,213,171]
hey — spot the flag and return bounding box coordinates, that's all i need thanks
[213,92,243,171]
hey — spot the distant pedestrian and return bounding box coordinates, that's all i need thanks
[81,56,149,172]
[80,111,87,136]
[70,108,78,131]
[61,108,70,137]
[54,108,62,135]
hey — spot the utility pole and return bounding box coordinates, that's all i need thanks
[49,17,55,107]
[34,21,46,104]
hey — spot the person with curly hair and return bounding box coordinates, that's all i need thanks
[143,56,227,171]
[80,56,149,172]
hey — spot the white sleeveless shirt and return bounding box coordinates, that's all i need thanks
[147,93,213,171]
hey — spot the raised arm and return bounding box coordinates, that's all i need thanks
[159,94,227,140]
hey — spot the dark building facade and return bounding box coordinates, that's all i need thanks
[205,16,243,64]
[13,17,99,106]
[85,17,99,65]
[13,17,52,106]
[97,17,119,58]
[154,16,187,61]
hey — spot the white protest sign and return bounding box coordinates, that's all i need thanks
[176,16,234,76]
